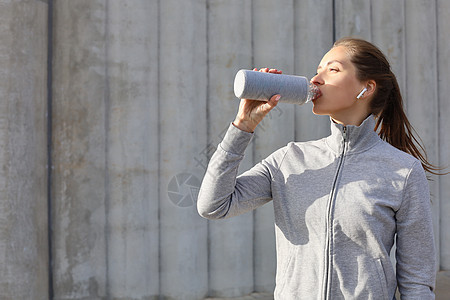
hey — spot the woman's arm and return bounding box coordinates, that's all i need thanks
[198,68,282,219]
[197,123,276,219]
[395,160,436,299]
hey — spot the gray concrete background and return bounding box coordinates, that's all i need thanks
[0,0,449,299]
[0,0,48,299]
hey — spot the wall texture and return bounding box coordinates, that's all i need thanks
[0,0,49,299]
[0,0,449,299]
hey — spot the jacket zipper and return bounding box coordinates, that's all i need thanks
[323,125,347,299]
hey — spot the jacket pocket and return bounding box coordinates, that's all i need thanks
[374,258,389,300]
[276,249,295,295]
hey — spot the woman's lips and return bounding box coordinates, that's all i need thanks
[307,84,322,102]
[312,89,322,101]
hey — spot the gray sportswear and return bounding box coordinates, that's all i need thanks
[197,115,436,299]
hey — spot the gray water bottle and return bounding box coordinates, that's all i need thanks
[233,69,321,105]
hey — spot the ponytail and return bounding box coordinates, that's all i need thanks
[374,76,442,175]
[334,37,445,175]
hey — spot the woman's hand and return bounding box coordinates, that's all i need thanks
[233,68,282,132]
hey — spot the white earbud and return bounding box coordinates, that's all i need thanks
[356,87,368,99]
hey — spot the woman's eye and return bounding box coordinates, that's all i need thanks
[330,68,338,72]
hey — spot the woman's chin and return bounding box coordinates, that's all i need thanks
[311,103,327,116]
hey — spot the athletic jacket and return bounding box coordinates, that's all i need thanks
[197,115,436,299]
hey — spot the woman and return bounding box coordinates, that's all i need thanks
[197,38,437,299]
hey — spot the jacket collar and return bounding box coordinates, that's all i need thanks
[325,114,381,154]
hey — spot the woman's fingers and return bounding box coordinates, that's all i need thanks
[233,69,282,132]
[253,67,283,74]
[269,68,282,74]
[265,94,280,109]
[256,94,280,115]
[233,94,280,133]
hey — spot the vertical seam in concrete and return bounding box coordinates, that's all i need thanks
[332,0,336,42]
[369,0,373,41]
[435,1,439,122]
[403,0,408,113]
[434,0,442,270]
[401,0,406,97]
[292,0,297,140]
[250,0,255,167]
[250,0,256,291]
[103,0,111,297]
[205,0,211,296]
[157,0,162,298]
[47,0,54,298]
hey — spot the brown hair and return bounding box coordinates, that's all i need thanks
[333,37,443,175]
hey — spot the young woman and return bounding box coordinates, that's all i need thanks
[197,38,437,299]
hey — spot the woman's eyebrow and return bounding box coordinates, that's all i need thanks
[317,60,344,70]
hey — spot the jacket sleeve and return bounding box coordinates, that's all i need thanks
[395,160,436,299]
[197,123,276,219]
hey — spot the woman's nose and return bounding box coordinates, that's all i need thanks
[310,73,323,85]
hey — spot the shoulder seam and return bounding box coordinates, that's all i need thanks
[398,160,421,212]
[271,142,292,179]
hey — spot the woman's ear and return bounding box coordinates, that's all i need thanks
[357,80,376,100]
[365,80,376,97]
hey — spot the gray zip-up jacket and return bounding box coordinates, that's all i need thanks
[197,115,436,299]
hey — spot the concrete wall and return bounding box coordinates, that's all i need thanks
[0,0,449,298]
[207,1,254,297]
[438,0,450,271]
[51,1,160,298]
[0,0,49,299]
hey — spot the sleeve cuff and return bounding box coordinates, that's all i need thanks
[219,123,254,155]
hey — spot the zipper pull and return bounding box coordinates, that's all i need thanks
[343,126,347,141]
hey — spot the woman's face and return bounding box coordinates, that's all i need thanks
[311,46,369,124]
